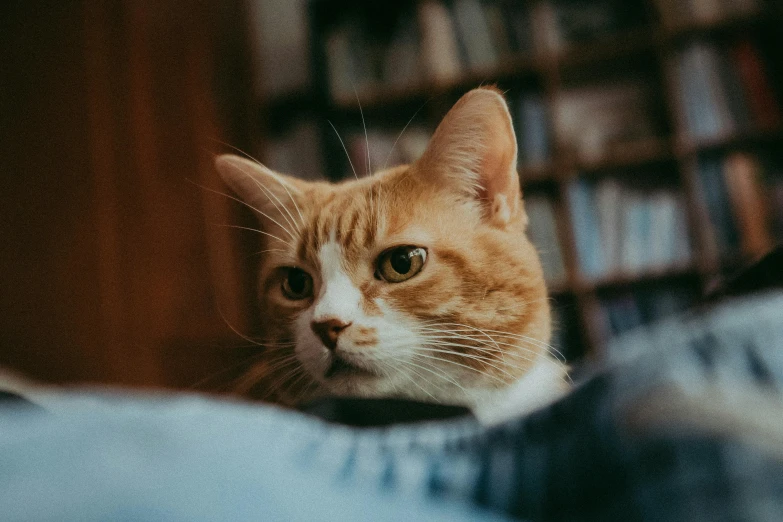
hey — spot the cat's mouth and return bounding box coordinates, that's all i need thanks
[324,355,377,379]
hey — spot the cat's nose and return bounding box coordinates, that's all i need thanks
[311,318,352,351]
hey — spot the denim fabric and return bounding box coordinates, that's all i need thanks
[1,291,783,521]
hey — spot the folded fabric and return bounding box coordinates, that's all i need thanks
[1,291,782,522]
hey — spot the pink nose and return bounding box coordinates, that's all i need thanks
[311,318,351,351]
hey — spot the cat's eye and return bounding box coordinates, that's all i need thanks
[281,268,313,300]
[376,246,427,283]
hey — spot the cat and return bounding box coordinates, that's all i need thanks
[215,87,569,424]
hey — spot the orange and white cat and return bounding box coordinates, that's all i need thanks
[216,88,569,424]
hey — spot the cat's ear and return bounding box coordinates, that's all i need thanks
[415,88,524,227]
[214,154,304,227]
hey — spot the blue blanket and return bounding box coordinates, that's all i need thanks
[2,291,783,521]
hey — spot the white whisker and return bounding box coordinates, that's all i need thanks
[328,120,359,181]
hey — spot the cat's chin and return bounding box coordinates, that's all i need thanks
[321,373,384,397]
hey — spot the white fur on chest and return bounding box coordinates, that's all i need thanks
[468,356,569,425]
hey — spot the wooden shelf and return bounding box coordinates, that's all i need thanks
[330,54,541,111]
[676,127,783,157]
[552,27,656,69]
[661,12,772,42]
[520,137,674,185]
[329,27,657,112]
[580,264,699,292]
[258,88,317,114]
[248,1,783,365]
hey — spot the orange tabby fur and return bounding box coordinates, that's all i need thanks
[215,88,568,421]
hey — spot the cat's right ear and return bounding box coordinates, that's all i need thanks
[214,154,304,226]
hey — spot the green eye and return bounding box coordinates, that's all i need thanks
[376,246,427,283]
[281,268,313,300]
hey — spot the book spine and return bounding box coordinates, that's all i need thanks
[568,179,603,277]
[517,94,550,166]
[730,39,783,130]
[722,152,773,257]
[595,179,623,274]
[418,0,463,84]
[452,0,499,71]
[697,156,740,256]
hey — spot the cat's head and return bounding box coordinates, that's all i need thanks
[216,88,554,406]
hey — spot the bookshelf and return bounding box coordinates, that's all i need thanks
[250,0,783,362]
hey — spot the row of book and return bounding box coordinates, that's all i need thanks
[654,0,762,29]
[697,150,782,260]
[325,0,643,103]
[599,285,697,337]
[568,178,692,278]
[673,39,781,142]
[554,80,661,163]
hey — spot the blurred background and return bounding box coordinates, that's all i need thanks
[1,0,782,392]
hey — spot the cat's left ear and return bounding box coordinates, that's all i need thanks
[213,154,304,229]
[415,87,524,228]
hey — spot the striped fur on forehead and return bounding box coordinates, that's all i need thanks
[295,178,390,274]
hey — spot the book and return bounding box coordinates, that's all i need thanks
[697,156,740,258]
[325,27,357,102]
[687,0,726,24]
[525,196,567,284]
[503,1,534,54]
[677,42,730,139]
[482,2,514,61]
[516,93,551,167]
[418,0,463,84]
[673,194,692,264]
[594,179,623,274]
[452,0,498,71]
[722,152,773,257]
[731,39,782,130]
[693,41,736,138]
[553,0,621,45]
[620,190,649,273]
[530,0,562,54]
[568,179,604,277]
[554,81,658,162]
[248,0,311,97]
[382,17,422,91]
[654,0,760,26]
[648,191,676,268]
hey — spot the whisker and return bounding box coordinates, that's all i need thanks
[392,364,439,402]
[415,346,521,381]
[189,179,297,242]
[208,139,306,231]
[381,98,430,172]
[242,169,301,237]
[212,224,294,249]
[354,87,371,177]
[403,357,468,394]
[411,352,509,385]
[417,321,566,362]
[419,337,539,361]
[188,351,270,390]
[328,120,359,181]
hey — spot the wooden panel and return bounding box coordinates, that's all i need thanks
[0,0,257,388]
